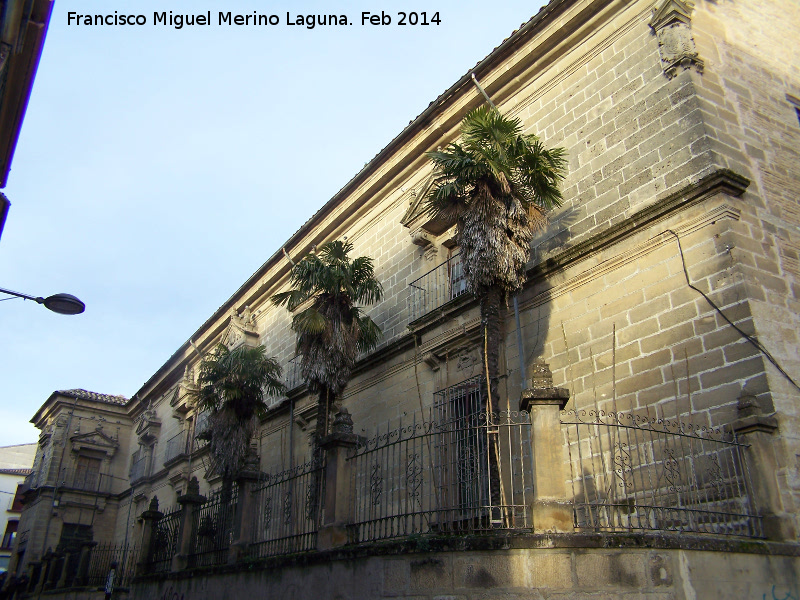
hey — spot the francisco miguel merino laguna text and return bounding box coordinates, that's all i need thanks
[67,11,442,29]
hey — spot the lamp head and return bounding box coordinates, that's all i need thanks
[40,293,85,315]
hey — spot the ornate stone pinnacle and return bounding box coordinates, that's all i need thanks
[530,359,554,389]
[332,408,354,434]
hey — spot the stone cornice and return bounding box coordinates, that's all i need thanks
[530,169,748,280]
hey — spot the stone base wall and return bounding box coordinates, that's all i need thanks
[34,589,125,600]
[129,536,800,600]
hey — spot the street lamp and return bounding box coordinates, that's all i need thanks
[0,287,85,315]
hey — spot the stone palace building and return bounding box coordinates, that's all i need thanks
[10,0,800,597]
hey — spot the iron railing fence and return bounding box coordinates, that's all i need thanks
[249,456,326,559]
[408,253,467,321]
[188,486,238,568]
[561,407,763,538]
[147,504,183,573]
[164,431,189,464]
[348,377,532,543]
[86,542,140,589]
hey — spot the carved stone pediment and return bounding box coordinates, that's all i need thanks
[71,428,119,457]
[400,174,455,237]
[650,0,703,78]
[136,412,161,443]
[222,306,259,350]
[171,366,198,414]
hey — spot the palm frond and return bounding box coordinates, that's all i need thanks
[272,239,384,399]
[424,104,567,299]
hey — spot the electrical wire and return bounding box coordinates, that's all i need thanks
[666,229,800,393]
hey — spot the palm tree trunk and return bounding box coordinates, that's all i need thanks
[311,387,330,528]
[480,286,503,414]
[479,285,504,520]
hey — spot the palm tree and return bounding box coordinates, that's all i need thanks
[272,240,383,451]
[425,105,566,414]
[196,343,286,482]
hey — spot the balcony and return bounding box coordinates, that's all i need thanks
[408,253,467,321]
[57,469,114,494]
[285,355,302,392]
[164,431,189,465]
[130,454,152,484]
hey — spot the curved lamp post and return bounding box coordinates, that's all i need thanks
[0,286,85,315]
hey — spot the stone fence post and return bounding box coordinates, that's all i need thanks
[317,409,359,550]
[519,360,574,533]
[137,496,163,575]
[229,447,262,564]
[172,477,206,571]
[732,394,797,541]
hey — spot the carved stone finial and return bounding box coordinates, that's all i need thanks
[530,359,554,389]
[520,359,569,412]
[242,444,260,472]
[148,496,159,512]
[650,0,704,78]
[332,409,354,434]
[187,476,200,496]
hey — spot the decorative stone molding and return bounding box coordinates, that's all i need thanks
[650,0,704,78]
[171,366,198,414]
[455,346,481,378]
[410,227,433,248]
[136,404,162,443]
[223,306,259,350]
[423,245,440,262]
[70,427,119,458]
[421,352,441,372]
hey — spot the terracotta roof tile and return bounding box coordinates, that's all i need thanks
[57,389,129,406]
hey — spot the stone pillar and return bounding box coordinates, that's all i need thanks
[316,409,359,550]
[519,360,574,533]
[44,550,61,590]
[228,446,262,564]
[137,496,163,575]
[56,551,70,588]
[26,560,41,593]
[732,394,797,541]
[172,477,206,571]
[33,553,49,595]
[72,541,96,587]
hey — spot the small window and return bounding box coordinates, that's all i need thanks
[1,520,18,549]
[10,484,25,512]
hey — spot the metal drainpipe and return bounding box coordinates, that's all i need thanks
[513,295,527,391]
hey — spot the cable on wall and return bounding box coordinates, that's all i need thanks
[665,228,800,393]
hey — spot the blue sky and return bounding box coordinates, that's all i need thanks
[0,0,547,444]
